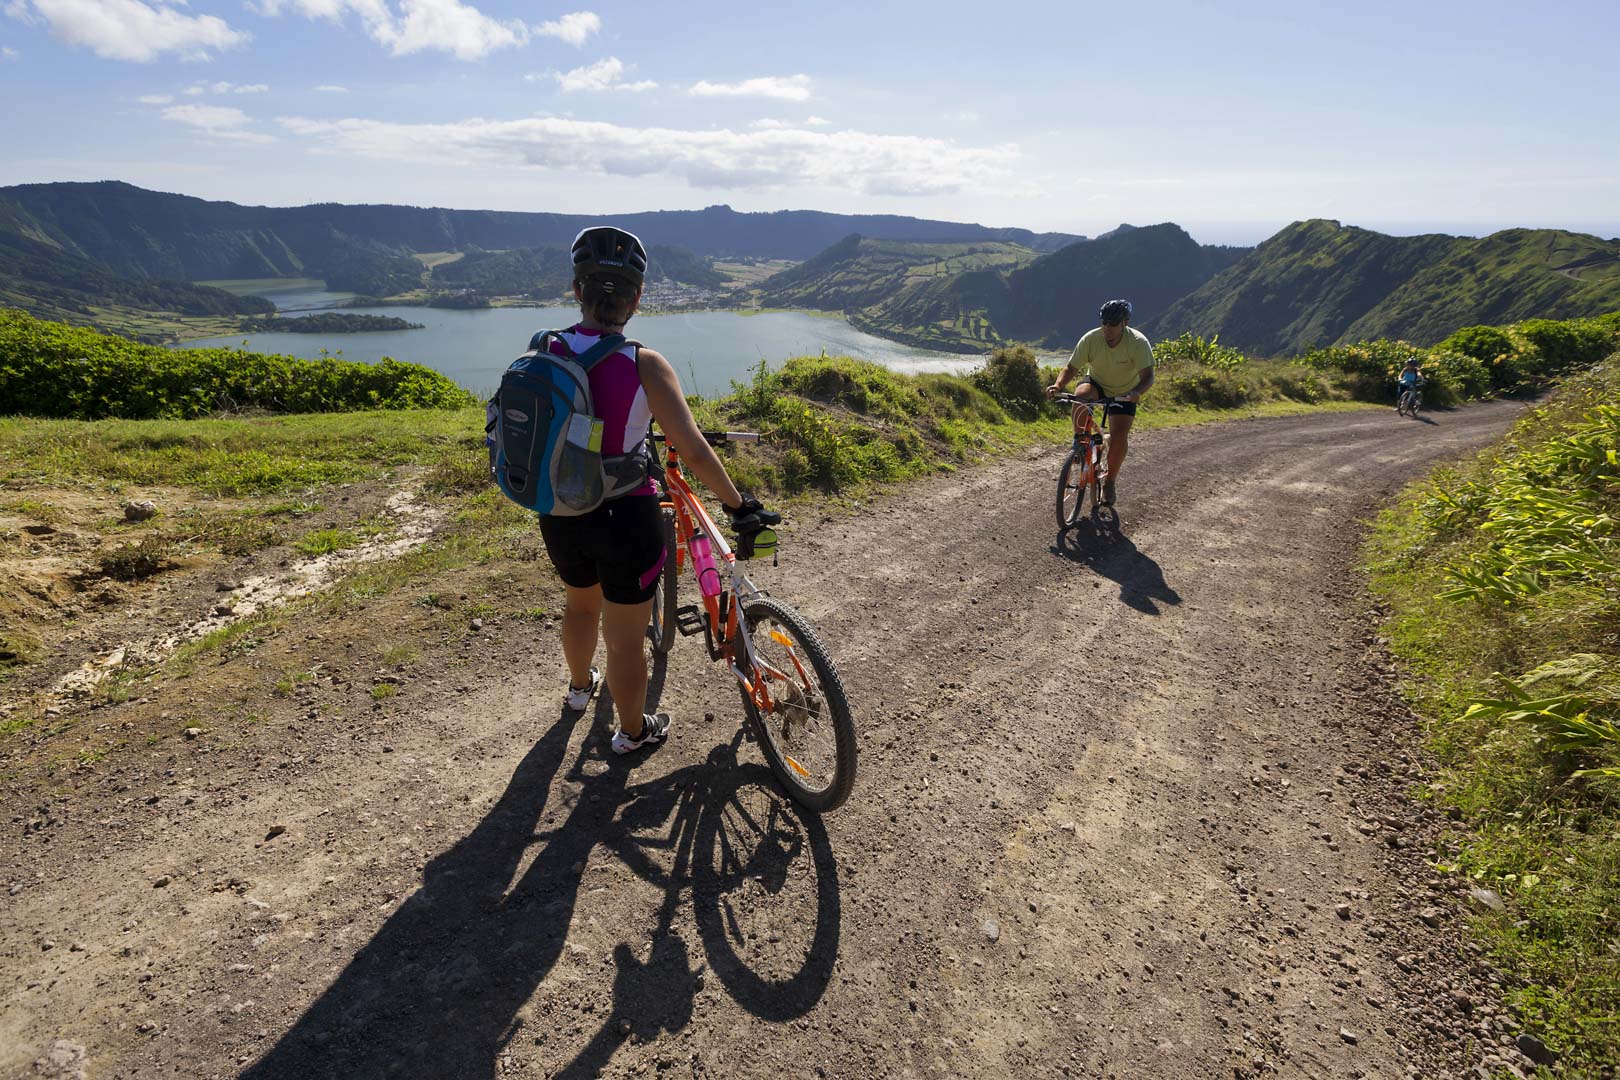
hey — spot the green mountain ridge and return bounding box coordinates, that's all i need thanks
[1150,219,1620,353]
[758,224,1248,351]
[0,181,1084,282]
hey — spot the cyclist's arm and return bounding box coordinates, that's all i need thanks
[1121,365,1155,403]
[638,347,744,509]
[1046,363,1081,397]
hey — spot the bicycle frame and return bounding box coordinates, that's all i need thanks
[652,432,787,718]
[1058,394,1113,480]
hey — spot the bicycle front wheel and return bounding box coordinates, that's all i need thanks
[648,508,680,655]
[738,597,857,813]
[1056,450,1091,530]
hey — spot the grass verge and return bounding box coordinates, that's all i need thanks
[1364,358,1620,1075]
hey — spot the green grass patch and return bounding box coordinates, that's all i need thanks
[294,527,362,557]
[1365,357,1620,1072]
[169,612,283,676]
[0,407,483,494]
[379,642,420,667]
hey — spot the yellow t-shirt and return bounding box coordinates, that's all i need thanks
[1070,326,1154,397]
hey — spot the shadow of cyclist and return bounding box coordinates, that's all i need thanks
[239,652,839,1080]
[1051,517,1182,615]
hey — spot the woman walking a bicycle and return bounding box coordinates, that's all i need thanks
[1045,299,1156,506]
[540,226,778,754]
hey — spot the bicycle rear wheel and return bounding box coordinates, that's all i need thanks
[648,508,680,655]
[738,597,856,813]
[1056,450,1091,530]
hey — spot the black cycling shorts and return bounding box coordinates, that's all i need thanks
[539,494,667,605]
[1075,382,1138,416]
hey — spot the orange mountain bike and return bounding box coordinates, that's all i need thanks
[647,429,857,813]
[1053,392,1114,530]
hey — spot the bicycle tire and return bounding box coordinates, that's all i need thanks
[737,597,857,813]
[1056,450,1090,530]
[648,508,680,655]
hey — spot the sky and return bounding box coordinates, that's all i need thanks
[1,0,1617,246]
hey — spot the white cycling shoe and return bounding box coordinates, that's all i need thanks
[612,713,671,754]
[564,667,601,712]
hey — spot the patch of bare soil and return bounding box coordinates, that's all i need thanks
[1,402,1545,1080]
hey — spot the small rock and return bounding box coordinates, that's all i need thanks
[1334,903,1352,920]
[470,618,484,631]
[1339,1027,1359,1045]
[153,875,172,889]
[264,825,287,841]
[1515,1033,1556,1066]
[123,500,158,522]
[183,728,201,740]
[40,938,56,951]
[1452,992,1474,1015]
[214,602,235,617]
[982,918,1001,943]
[1418,907,1442,928]
[1469,887,1505,913]
[617,1019,632,1037]
[136,1020,158,1034]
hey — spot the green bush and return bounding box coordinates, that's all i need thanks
[1154,331,1249,372]
[972,345,1046,419]
[0,308,475,419]
[1514,318,1619,375]
[1419,350,1491,405]
[1438,324,1532,391]
[1161,368,1253,408]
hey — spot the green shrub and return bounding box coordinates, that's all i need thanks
[1514,318,1619,376]
[1154,331,1249,372]
[972,345,1046,419]
[0,308,476,419]
[1161,368,1253,408]
[1420,350,1491,405]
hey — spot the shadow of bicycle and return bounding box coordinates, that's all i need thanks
[1051,514,1182,615]
[239,654,841,1080]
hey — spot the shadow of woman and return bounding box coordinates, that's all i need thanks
[240,655,840,1080]
[1051,516,1182,615]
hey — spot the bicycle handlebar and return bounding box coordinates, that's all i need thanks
[1051,393,1119,407]
[650,430,761,447]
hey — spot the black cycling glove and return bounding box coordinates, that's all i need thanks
[724,494,781,560]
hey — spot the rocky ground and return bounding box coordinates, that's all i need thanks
[2,399,1555,1079]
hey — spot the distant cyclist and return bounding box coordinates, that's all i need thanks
[1396,357,1425,412]
[1044,299,1155,506]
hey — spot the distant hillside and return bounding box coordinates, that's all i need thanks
[998,223,1248,346]
[757,225,1247,351]
[0,181,1084,285]
[0,200,273,329]
[755,235,1037,313]
[1151,220,1620,353]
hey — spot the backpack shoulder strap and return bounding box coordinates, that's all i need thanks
[572,333,628,372]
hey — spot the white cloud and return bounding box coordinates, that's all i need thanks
[533,9,596,46]
[1,44,18,59]
[184,80,268,94]
[806,115,830,126]
[137,92,173,103]
[277,113,1013,196]
[13,0,246,61]
[751,118,789,130]
[257,0,523,59]
[689,75,810,102]
[313,83,348,92]
[551,56,654,93]
[163,102,276,142]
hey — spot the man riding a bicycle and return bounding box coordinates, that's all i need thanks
[1045,299,1155,506]
[1397,357,1425,412]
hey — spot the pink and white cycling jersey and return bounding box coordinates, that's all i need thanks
[546,324,655,498]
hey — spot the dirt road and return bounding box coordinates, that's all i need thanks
[3,401,1534,1079]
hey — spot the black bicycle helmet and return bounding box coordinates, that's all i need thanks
[571,226,647,288]
[1099,299,1132,324]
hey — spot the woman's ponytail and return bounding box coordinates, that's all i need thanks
[578,275,637,328]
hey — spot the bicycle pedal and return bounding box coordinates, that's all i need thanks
[674,605,707,637]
